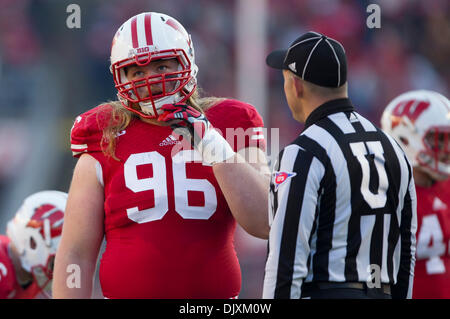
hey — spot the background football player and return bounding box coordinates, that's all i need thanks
[53,12,270,299]
[381,90,450,298]
[0,190,66,299]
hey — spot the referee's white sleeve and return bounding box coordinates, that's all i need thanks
[390,159,417,299]
[404,173,418,299]
[263,145,325,299]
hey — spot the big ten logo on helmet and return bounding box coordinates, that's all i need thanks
[136,47,150,54]
[66,4,81,29]
[170,126,280,165]
[128,46,156,58]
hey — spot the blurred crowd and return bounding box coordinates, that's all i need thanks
[267,0,449,144]
[0,0,449,298]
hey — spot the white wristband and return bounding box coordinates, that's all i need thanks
[198,129,236,165]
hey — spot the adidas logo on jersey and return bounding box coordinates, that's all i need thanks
[159,135,180,146]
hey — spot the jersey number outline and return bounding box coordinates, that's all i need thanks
[350,140,391,279]
[124,150,217,223]
[416,214,449,275]
[350,141,389,209]
[0,262,7,281]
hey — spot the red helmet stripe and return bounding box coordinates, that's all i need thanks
[131,16,139,48]
[166,18,182,32]
[144,13,153,46]
[166,18,190,46]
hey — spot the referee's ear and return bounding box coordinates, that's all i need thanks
[292,74,305,99]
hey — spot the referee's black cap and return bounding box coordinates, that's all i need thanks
[266,31,347,88]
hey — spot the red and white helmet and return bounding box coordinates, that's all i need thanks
[110,12,198,119]
[6,190,67,297]
[381,90,450,180]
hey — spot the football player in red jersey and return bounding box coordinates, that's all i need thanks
[53,12,270,299]
[381,90,450,298]
[0,191,67,299]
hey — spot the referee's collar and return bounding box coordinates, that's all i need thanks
[304,98,355,130]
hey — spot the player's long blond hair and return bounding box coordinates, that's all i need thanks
[98,88,225,160]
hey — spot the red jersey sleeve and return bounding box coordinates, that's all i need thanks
[70,105,112,158]
[0,236,16,299]
[206,99,266,152]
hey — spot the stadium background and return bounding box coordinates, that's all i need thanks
[0,0,448,298]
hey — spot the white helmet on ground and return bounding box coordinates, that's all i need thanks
[381,90,450,180]
[110,12,198,119]
[6,190,67,297]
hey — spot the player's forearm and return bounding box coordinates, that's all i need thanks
[53,154,105,298]
[213,155,270,239]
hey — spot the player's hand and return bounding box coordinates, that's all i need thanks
[158,103,209,146]
[158,103,236,165]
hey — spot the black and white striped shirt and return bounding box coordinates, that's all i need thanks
[263,98,417,299]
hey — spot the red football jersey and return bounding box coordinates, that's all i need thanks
[70,99,265,298]
[0,235,41,299]
[413,179,450,299]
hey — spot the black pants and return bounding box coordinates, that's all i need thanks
[301,282,392,299]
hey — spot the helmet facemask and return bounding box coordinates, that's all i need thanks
[417,126,450,180]
[112,49,196,119]
[30,254,56,298]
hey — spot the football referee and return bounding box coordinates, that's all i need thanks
[262,31,417,299]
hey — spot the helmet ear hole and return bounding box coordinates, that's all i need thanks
[47,256,55,274]
[30,237,37,250]
[399,136,409,146]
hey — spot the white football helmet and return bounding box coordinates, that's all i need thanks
[110,12,198,119]
[6,190,67,297]
[381,90,450,180]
